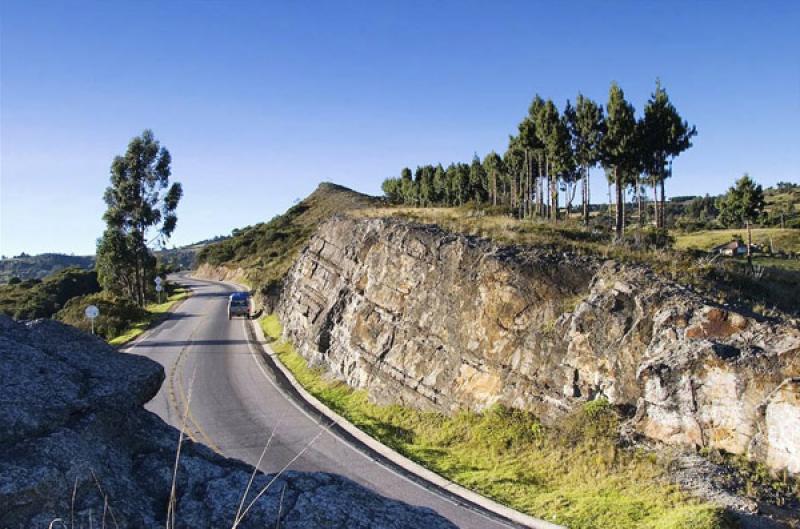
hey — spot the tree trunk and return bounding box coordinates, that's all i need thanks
[537,153,544,217]
[550,161,558,222]
[652,178,659,229]
[659,176,666,229]
[493,170,497,206]
[746,220,752,257]
[582,166,589,226]
[636,174,643,230]
[566,180,578,219]
[527,153,532,218]
[615,167,624,241]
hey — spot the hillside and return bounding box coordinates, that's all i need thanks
[0,267,101,319]
[195,182,380,296]
[0,253,94,283]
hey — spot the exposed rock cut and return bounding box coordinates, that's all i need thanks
[277,216,800,475]
[0,315,456,529]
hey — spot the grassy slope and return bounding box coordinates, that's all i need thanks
[674,228,800,253]
[260,315,728,529]
[196,182,379,291]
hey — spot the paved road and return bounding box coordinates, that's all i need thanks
[127,275,518,529]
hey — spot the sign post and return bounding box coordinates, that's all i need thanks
[155,276,163,303]
[85,305,99,335]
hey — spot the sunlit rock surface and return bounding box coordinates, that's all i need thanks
[278,216,800,474]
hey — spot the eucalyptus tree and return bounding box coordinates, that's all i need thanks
[483,151,504,206]
[600,83,637,241]
[553,104,576,219]
[717,174,765,258]
[97,130,182,306]
[566,94,605,225]
[527,96,547,216]
[503,136,526,214]
[641,81,697,228]
[432,164,448,205]
[517,119,540,217]
[399,167,417,205]
[468,155,488,204]
[532,99,567,221]
[447,163,471,206]
[381,178,402,203]
[414,165,436,207]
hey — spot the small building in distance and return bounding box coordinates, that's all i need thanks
[712,240,748,256]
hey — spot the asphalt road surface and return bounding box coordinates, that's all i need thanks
[127,275,520,529]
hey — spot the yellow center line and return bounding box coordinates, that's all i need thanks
[166,313,224,455]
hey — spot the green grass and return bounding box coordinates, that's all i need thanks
[108,286,190,346]
[749,256,800,271]
[674,228,800,254]
[260,314,730,529]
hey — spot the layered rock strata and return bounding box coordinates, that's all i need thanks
[278,216,800,474]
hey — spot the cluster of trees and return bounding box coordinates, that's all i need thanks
[96,130,183,306]
[382,81,696,241]
[674,180,799,232]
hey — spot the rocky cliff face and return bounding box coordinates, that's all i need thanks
[278,216,800,474]
[0,315,456,529]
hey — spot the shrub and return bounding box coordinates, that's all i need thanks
[56,292,147,339]
[559,398,620,445]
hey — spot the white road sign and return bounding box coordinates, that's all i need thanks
[85,304,99,334]
[155,284,163,292]
[154,276,163,285]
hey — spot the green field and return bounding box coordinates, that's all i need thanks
[260,315,729,529]
[674,228,800,253]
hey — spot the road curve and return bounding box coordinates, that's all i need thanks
[126,275,523,529]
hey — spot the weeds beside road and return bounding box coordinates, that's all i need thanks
[260,314,730,529]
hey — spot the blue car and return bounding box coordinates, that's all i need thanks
[227,292,251,320]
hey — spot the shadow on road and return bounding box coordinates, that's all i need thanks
[132,339,251,348]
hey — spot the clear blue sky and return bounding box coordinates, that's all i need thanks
[1,0,798,256]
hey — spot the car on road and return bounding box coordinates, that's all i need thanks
[227,292,251,320]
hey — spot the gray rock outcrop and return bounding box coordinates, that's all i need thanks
[277,216,800,475]
[0,315,456,529]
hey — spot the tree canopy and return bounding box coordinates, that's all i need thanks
[379,80,696,241]
[97,130,183,306]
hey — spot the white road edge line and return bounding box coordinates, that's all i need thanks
[205,275,564,529]
[241,321,525,529]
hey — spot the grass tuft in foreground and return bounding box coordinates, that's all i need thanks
[260,314,731,529]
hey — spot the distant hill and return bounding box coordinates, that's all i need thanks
[0,235,231,283]
[0,267,101,319]
[196,182,381,291]
[0,253,95,283]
